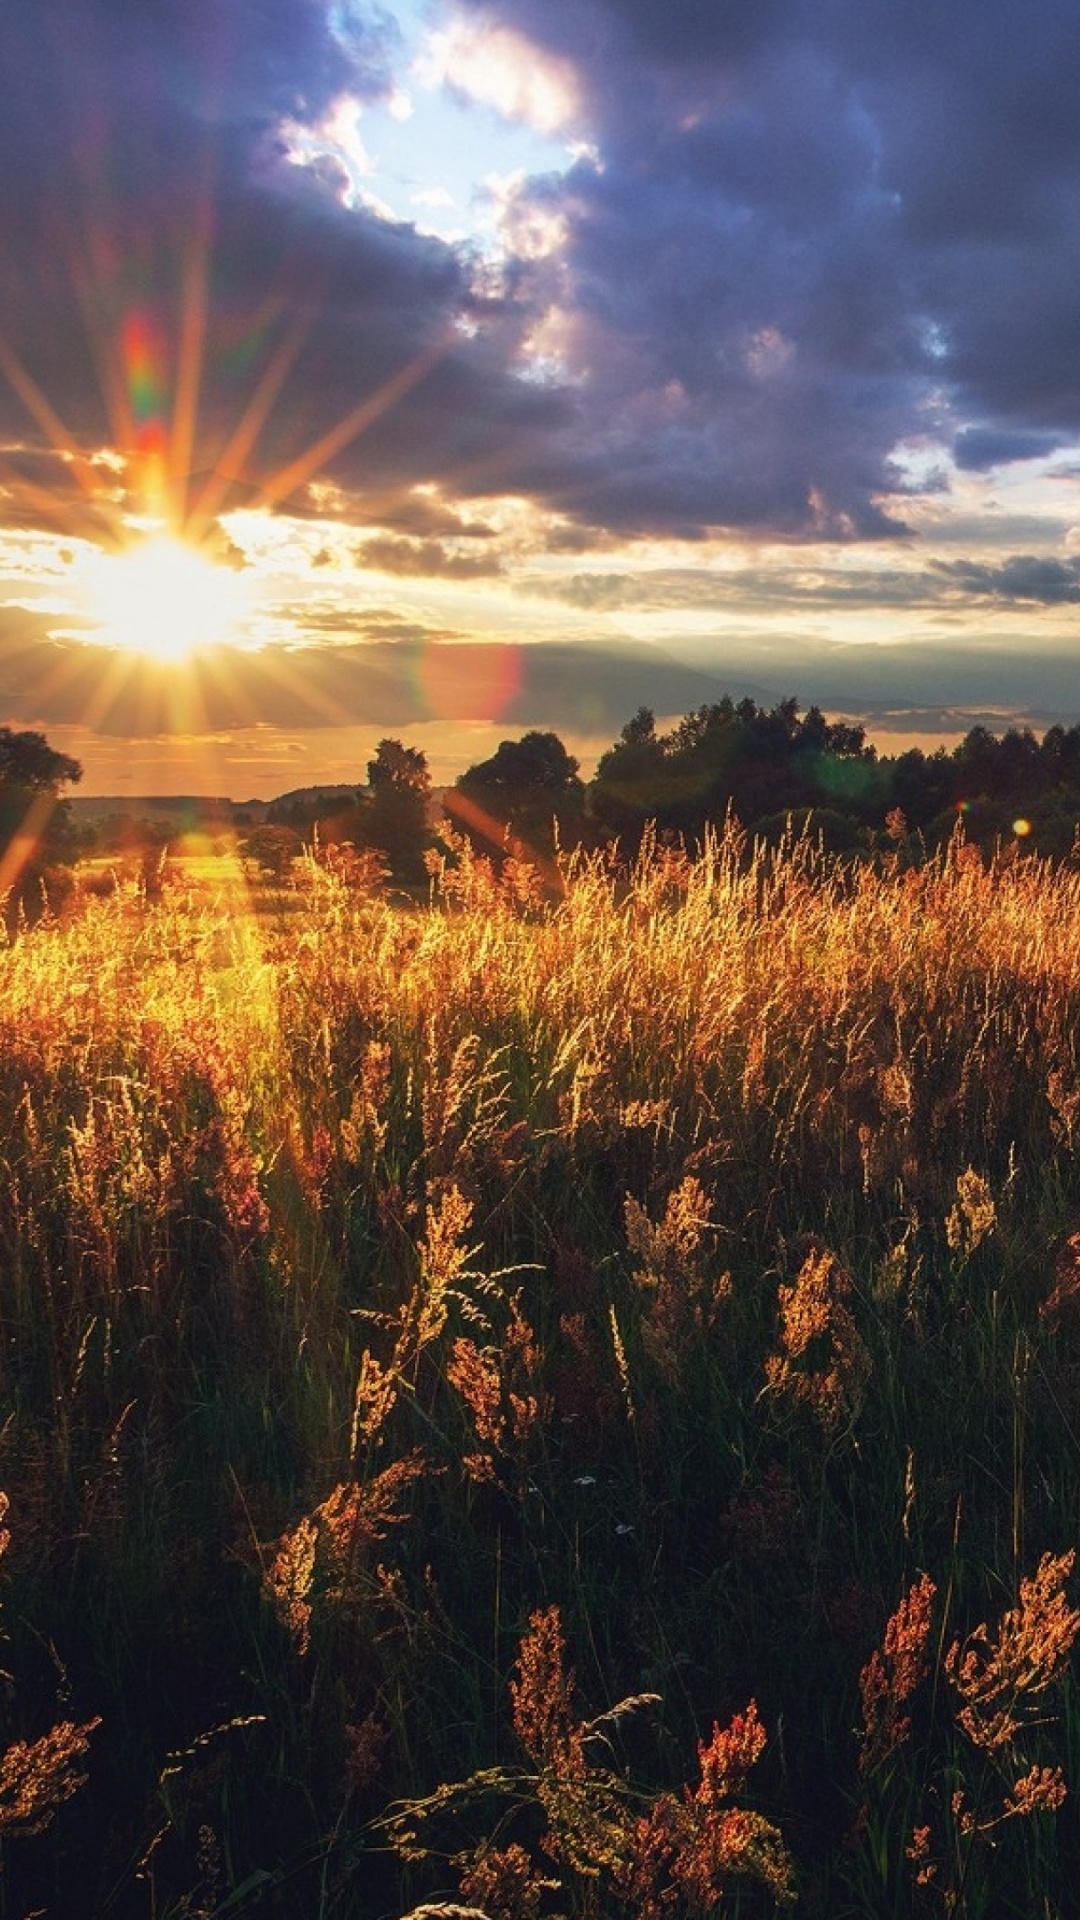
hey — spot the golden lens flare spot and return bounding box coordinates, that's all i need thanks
[80,532,252,662]
[1013,817,1032,837]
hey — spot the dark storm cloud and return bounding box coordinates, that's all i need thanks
[3,0,1080,550]
[952,429,1065,473]
[451,0,1080,530]
[0,0,564,528]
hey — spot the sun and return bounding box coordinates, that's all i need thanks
[81,532,252,662]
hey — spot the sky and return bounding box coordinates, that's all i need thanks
[2,0,1080,797]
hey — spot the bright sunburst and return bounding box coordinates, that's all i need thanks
[80,532,252,662]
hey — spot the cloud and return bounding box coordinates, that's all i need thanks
[418,17,583,134]
[353,534,505,578]
[2,0,1080,562]
[952,428,1065,472]
[446,0,1080,531]
[0,0,569,537]
[930,555,1080,605]
[523,550,1080,615]
[5,580,1080,754]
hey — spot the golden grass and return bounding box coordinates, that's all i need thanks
[1,821,1079,1915]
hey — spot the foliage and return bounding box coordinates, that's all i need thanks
[366,736,433,885]
[589,697,1080,863]
[0,724,83,929]
[448,730,587,862]
[238,822,305,879]
[590,696,881,852]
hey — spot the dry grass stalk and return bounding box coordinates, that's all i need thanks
[0,1715,101,1837]
[858,1573,937,1778]
[764,1244,870,1431]
[945,1167,997,1258]
[266,1454,426,1654]
[945,1549,1080,1751]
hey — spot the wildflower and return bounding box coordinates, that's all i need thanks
[552,1312,618,1448]
[878,1060,914,1119]
[626,1177,731,1378]
[265,1455,426,1653]
[349,1349,398,1456]
[722,1463,800,1563]
[447,1339,503,1453]
[340,1041,392,1163]
[265,1514,318,1656]
[617,1701,794,1915]
[1004,1764,1067,1817]
[448,1291,548,1476]
[1046,1068,1080,1149]
[1040,1230,1080,1326]
[906,1823,937,1885]
[343,1711,388,1795]
[412,1185,476,1348]
[458,1840,557,1920]
[696,1701,768,1806]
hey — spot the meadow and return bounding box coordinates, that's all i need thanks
[0,824,1078,1917]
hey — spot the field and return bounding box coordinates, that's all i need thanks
[1,825,1078,1917]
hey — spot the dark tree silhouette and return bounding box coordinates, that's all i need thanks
[448,730,586,858]
[366,738,432,885]
[0,726,83,926]
[591,696,880,852]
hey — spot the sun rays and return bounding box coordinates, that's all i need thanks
[0,128,449,691]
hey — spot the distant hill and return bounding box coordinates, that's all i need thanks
[69,791,245,821]
[68,794,259,828]
[265,784,362,812]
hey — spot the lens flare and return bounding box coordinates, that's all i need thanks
[415,641,521,722]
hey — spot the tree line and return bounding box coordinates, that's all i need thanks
[7,702,1080,914]
[265,702,1080,884]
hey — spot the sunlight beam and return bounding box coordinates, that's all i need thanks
[187,306,316,537]
[253,334,449,515]
[0,789,60,911]
[169,194,216,528]
[0,332,98,499]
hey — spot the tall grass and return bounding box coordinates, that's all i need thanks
[0,824,1078,1915]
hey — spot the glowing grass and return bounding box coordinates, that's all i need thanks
[0,824,1079,1915]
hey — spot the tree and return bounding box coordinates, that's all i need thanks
[238,824,304,881]
[0,726,83,926]
[449,730,586,857]
[591,695,884,853]
[591,707,671,850]
[365,738,432,885]
[0,727,82,795]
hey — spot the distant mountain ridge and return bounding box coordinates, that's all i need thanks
[67,785,362,827]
